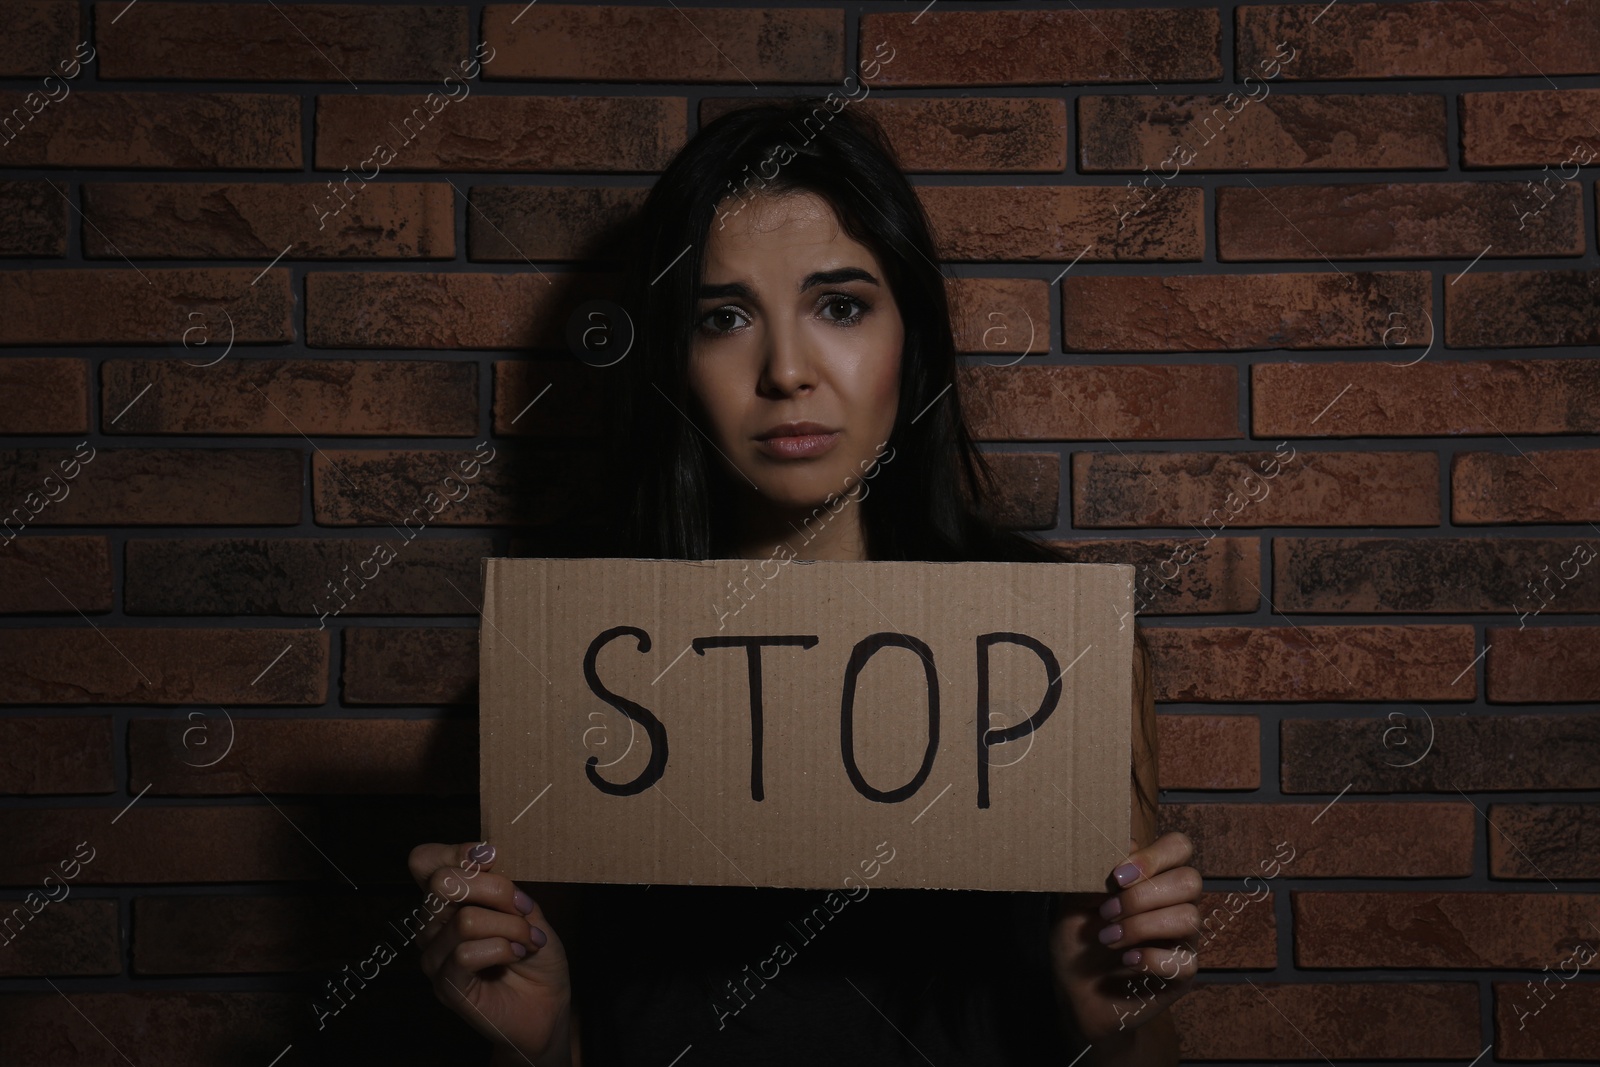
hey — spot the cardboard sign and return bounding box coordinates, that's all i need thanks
[479,558,1134,892]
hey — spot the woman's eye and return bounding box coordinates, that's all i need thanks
[820,294,867,324]
[700,306,749,334]
[698,297,866,334]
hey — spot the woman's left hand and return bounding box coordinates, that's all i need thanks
[1047,830,1201,1043]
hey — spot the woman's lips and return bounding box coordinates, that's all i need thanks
[755,431,841,459]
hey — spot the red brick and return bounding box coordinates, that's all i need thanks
[124,536,491,616]
[315,95,685,172]
[700,97,1069,172]
[469,186,648,261]
[82,182,456,259]
[0,180,68,256]
[0,92,301,168]
[128,717,474,795]
[0,992,296,1063]
[1062,271,1431,351]
[132,892,416,973]
[1218,181,1584,259]
[307,271,611,349]
[1495,980,1600,1059]
[1157,715,1260,790]
[342,627,476,705]
[0,448,302,526]
[0,357,86,433]
[0,899,119,977]
[1296,891,1600,968]
[102,359,476,436]
[1079,93,1447,171]
[982,452,1058,530]
[1462,89,1600,167]
[919,186,1203,263]
[0,989,467,1063]
[1255,359,1600,437]
[1453,449,1600,524]
[1275,537,1600,614]
[1073,449,1439,528]
[1162,801,1475,878]
[1171,981,1479,1059]
[1145,625,1477,702]
[0,2,79,77]
[1048,536,1261,616]
[1191,890,1276,969]
[0,806,323,884]
[0,716,114,794]
[1284,713,1600,793]
[311,446,604,527]
[1488,804,1600,879]
[1237,0,1600,79]
[0,536,111,614]
[947,279,1050,355]
[95,2,469,81]
[485,5,843,82]
[859,9,1221,86]
[0,269,294,345]
[0,629,327,705]
[1447,268,1600,347]
[959,364,1238,441]
[1487,626,1600,703]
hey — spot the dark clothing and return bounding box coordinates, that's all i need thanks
[570,882,1087,1065]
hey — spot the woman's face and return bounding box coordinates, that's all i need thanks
[686,190,903,515]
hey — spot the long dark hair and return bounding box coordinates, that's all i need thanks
[591,99,1155,828]
[597,97,1056,566]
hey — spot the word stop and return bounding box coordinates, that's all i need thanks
[580,627,1068,808]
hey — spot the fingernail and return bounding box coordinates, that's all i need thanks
[1112,862,1140,887]
[528,924,548,948]
[513,889,534,914]
[511,941,527,958]
[1099,895,1122,920]
[468,842,495,865]
[1122,949,1142,967]
[1098,923,1123,945]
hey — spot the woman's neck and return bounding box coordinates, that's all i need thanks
[729,488,870,561]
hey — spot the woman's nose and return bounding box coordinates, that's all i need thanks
[758,320,818,395]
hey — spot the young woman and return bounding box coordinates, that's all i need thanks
[409,100,1200,1066]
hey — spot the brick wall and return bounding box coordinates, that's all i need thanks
[2,0,1598,1062]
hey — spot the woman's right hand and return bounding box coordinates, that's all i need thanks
[409,841,573,1065]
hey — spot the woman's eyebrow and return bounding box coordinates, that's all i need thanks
[697,280,754,300]
[696,267,880,301]
[801,267,879,290]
